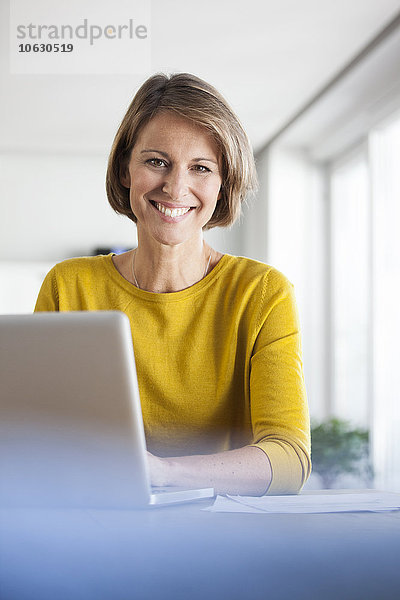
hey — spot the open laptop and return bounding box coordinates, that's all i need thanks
[0,311,214,508]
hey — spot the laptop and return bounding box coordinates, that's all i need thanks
[0,311,214,508]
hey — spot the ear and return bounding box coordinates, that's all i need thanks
[120,168,131,189]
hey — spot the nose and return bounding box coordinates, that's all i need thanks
[161,167,189,201]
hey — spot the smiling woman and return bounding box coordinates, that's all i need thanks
[35,73,311,496]
[119,112,223,263]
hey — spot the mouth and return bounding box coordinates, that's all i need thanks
[149,200,195,218]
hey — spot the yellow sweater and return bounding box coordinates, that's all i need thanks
[35,253,311,494]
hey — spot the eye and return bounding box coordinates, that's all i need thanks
[192,164,211,173]
[146,158,167,168]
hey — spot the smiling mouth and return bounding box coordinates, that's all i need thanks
[150,201,194,218]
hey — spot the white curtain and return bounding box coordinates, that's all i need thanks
[330,151,371,428]
[370,113,400,492]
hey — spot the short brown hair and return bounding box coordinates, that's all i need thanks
[106,73,257,229]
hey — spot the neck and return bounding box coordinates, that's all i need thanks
[133,234,212,293]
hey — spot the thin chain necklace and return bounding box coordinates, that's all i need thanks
[131,249,212,290]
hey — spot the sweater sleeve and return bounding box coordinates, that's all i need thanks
[249,271,311,495]
[34,267,59,312]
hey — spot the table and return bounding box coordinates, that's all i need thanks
[1,498,400,600]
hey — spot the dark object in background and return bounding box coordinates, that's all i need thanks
[311,418,373,489]
[93,247,129,256]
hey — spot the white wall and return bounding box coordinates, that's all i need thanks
[1,151,137,262]
[0,262,54,314]
[204,220,243,258]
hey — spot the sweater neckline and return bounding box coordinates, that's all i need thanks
[102,252,234,302]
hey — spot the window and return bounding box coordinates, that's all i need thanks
[329,148,371,428]
[328,112,400,491]
[369,112,400,491]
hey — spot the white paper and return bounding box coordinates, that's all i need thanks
[205,491,400,514]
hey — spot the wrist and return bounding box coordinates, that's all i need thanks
[162,457,180,487]
[148,452,175,487]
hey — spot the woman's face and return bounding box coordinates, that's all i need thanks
[122,111,222,248]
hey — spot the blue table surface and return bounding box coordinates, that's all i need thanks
[1,496,400,600]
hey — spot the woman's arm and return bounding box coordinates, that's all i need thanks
[148,272,310,497]
[147,446,272,496]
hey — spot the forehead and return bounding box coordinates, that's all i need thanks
[135,111,220,158]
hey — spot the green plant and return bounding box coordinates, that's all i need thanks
[311,418,373,489]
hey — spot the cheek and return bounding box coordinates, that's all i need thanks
[201,179,222,204]
[130,167,161,195]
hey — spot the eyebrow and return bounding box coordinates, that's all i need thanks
[140,149,218,165]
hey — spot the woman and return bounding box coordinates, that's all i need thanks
[35,73,311,496]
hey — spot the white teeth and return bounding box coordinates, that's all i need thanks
[154,202,191,218]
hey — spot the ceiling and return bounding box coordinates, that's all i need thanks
[1,0,400,154]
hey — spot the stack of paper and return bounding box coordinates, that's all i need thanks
[205,491,400,514]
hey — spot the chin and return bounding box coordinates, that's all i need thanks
[154,233,196,247]
[156,224,206,246]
